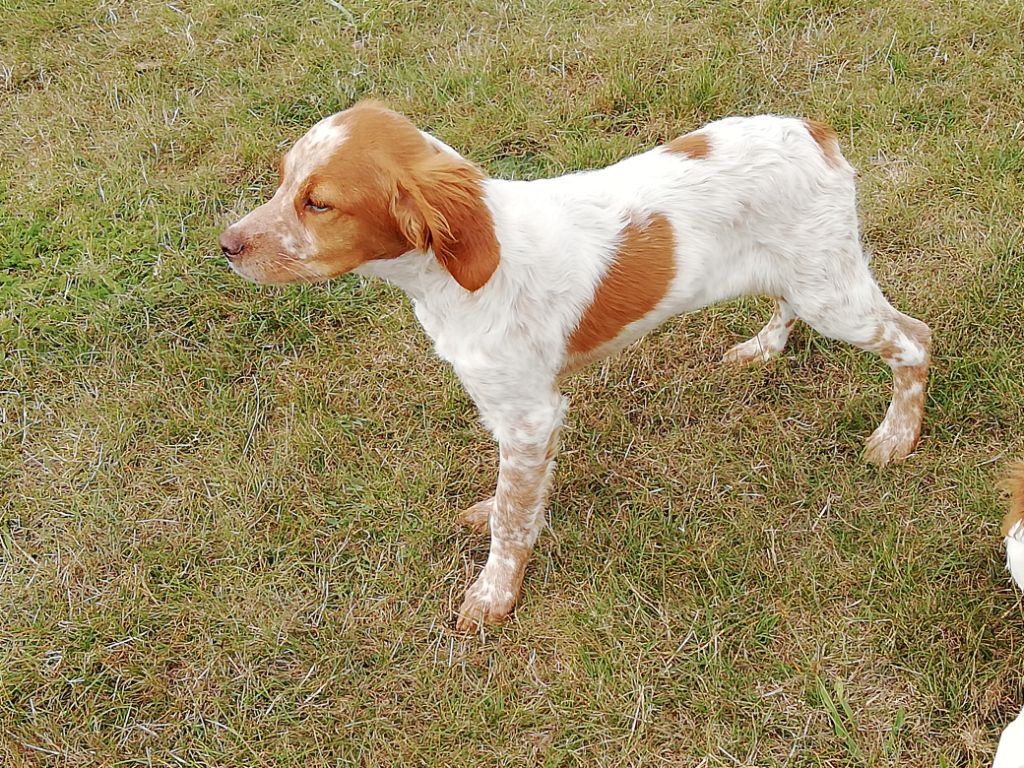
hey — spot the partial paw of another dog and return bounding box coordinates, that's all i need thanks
[458,497,494,534]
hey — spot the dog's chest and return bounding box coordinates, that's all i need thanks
[411,300,472,365]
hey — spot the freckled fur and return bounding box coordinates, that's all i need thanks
[223,101,499,289]
[223,101,932,629]
[723,299,796,364]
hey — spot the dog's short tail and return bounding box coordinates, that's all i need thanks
[1003,461,1024,592]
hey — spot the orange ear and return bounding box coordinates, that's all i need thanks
[392,152,500,292]
[393,184,432,254]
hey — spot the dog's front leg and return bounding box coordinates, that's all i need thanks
[455,396,564,631]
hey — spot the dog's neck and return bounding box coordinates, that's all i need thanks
[353,248,455,302]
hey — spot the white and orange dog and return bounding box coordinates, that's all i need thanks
[221,101,931,629]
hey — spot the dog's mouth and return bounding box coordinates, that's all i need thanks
[221,216,327,285]
[227,250,324,285]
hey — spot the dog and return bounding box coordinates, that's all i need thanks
[995,462,1024,767]
[1002,461,1024,592]
[220,100,932,629]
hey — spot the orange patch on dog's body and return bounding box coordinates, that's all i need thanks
[804,119,841,167]
[666,131,710,159]
[567,213,676,356]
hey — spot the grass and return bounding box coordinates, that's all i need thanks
[1,0,1023,764]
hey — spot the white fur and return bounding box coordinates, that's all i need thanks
[1007,521,1024,593]
[995,705,1024,768]
[213,106,941,634]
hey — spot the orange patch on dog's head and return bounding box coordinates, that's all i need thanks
[666,131,710,159]
[221,100,500,291]
[804,119,841,168]
[567,213,676,355]
[1001,461,1024,537]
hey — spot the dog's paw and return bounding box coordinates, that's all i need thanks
[458,497,494,534]
[455,573,518,632]
[864,421,919,466]
[722,336,780,365]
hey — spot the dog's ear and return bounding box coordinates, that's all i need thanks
[392,152,500,292]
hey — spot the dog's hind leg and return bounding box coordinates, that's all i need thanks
[858,309,931,465]
[722,298,797,365]
[786,254,931,465]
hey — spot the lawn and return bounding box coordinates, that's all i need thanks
[1,0,1023,765]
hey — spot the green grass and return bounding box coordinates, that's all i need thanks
[1,0,1023,765]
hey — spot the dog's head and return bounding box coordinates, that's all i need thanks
[219,100,499,291]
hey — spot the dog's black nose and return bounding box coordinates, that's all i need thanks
[219,230,246,261]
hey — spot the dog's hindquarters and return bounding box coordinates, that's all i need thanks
[780,248,932,465]
[711,118,932,464]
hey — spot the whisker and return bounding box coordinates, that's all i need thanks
[276,256,317,283]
